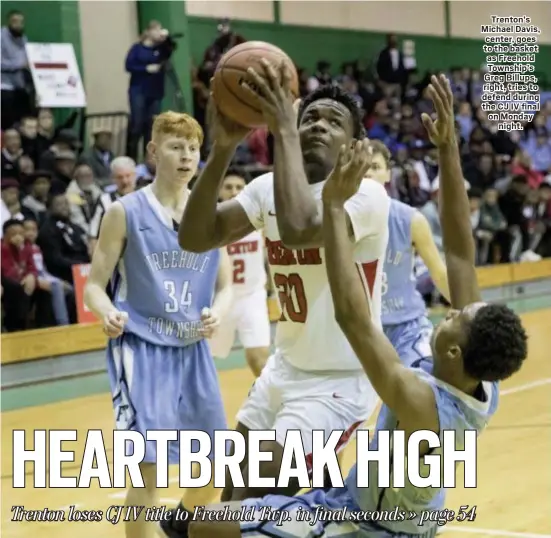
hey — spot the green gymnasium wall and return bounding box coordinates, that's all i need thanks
[186,17,551,89]
[2,2,550,119]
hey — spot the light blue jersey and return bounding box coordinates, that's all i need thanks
[382,200,434,366]
[106,185,227,463]
[382,200,427,326]
[240,360,499,538]
[111,187,220,347]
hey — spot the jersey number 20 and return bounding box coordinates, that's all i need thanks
[164,280,192,313]
[274,273,307,323]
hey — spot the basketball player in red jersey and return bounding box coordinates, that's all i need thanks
[209,171,271,377]
[161,60,390,538]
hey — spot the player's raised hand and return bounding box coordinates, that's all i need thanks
[199,307,220,339]
[242,58,297,134]
[103,310,128,338]
[421,74,456,147]
[207,92,251,149]
[322,139,372,205]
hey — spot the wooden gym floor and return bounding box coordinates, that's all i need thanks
[1,308,550,538]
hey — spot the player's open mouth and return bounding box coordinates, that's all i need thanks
[178,167,192,172]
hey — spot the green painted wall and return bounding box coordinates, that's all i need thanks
[187,17,551,89]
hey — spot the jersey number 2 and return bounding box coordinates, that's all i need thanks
[274,273,307,323]
[233,259,245,284]
[164,280,192,313]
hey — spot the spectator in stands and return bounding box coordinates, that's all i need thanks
[468,188,493,265]
[420,181,443,254]
[88,156,137,253]
[376,34,406,97]
[19,115,39,163]
[24,216,73,326]
[38,129,81,173]
[125,20,173,160]
[306,61,332,92]
[499,175,530,261]
[522,129,551,175]
[478,187,509,263]
[21,170,51,225]
[49,149,77,195]
[456,101,474,141]
[201,18,245,81]
[17,154,34,183]
[1,219,37,331]
[1,10,32,130]
[36,108,56,154]
[37,193,90,285]
[136,149,156,181]
[0,178,25,236]
[66,163,102,235]
[78,127,115,182]
[1,128,24,178]
[511,149,544,189]
[464,152,498,191]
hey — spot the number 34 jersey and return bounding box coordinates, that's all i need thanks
[226,231,267,298]
[235,173,390,373]
[110,186,220,348]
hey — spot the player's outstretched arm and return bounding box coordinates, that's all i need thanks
[421,75,480,308]
[411,211,450,301]
[321,161,438,433]
[84,203,127,327]
[178,101,255,253]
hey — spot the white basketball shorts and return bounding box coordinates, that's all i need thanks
[236,353,379,464]
[210,289,271,358]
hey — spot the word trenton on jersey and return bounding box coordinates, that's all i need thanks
[12,428,477,489]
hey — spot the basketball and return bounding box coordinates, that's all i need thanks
[212,41,299,128]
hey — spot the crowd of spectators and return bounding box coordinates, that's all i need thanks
[2,10,551,333]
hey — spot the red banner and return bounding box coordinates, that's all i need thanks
[71,264,97,324]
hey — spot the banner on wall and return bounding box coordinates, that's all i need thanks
[71,264,96,324]
[26,43,87,108]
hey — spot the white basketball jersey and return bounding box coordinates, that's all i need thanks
[226,230,267,298]
[235,173,390,372]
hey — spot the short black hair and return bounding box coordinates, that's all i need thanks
[461,303,527,382]
[468,187,484,199]
[3,218,24,235]
[298,85,365,140]
[7,10,23,19]
[225,167,251,183]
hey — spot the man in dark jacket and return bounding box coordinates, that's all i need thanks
[125,21,173,160]
[37,193,90,285]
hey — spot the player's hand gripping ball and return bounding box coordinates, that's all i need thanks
[212,41,299,128]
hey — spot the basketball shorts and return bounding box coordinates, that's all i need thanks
[239,488,438,538]
[236,353,378,462]
[383,316,434,367]
[209,289,271,358]
[106,332,228,463]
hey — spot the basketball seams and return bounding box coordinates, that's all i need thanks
[218,67,263,115]
[213,41,298,127]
